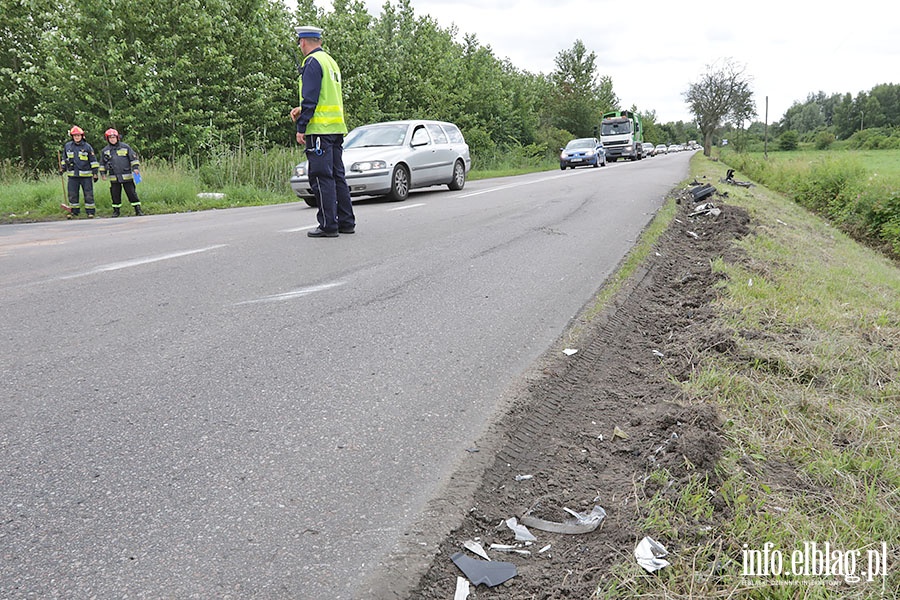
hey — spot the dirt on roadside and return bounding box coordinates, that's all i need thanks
[405,181,753,599]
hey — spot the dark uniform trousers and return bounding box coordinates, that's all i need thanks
[111,180,140,208]
[67,177,95,215]
[307,134,354,233]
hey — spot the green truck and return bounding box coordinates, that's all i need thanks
[599,110,644,161]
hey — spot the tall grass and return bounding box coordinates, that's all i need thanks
[721,149,900,258]
[0,147,304,221]
[1,141,556,221]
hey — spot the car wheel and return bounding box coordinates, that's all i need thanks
[388,164,410,201]
[447,160,466,191]
[304,197,318,208]
[560,163,566,170]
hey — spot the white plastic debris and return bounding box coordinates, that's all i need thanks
[505,517,537,542]
[196,192,226,199]
[538,544,552,554]
[463,539,491,561]
[687,230,699,239]
[652,349,665,358]
[454,576,470,600]
[514,474,533,481]
[635,536,671,572]
[521,505,606,535]
[563,348,578,356]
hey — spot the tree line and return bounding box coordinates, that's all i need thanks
[4,0,890,175]
[1,0,646,173]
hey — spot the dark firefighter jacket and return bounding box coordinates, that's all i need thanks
[62,140,100,177]
[99,142,140,182]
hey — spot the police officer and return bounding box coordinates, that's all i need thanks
[290,25,355,237]
[60,126,100,218]
[99,128,144,217]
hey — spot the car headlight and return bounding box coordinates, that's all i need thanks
[350,160,387,172]
[293,164,307,177]
[584,149,595,157]
[560,152,568,159]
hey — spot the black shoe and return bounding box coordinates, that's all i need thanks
[112,208,120,217]
[308,227,339,238]
[338,225,355,234]
[134,205,143,216]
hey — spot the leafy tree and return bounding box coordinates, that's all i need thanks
[0,0,58,167]
[548,40,611,137]
[684,58,755,156]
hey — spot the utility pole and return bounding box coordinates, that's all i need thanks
[764,96,769,159]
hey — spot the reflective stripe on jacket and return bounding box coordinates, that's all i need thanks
[299,50,347,135]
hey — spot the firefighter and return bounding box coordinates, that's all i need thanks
[99,129,143,216]
[60,126,100,218]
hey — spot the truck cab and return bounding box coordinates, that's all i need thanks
[599,110,644,162]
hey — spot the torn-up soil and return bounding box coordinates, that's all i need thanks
[406,183,752,598]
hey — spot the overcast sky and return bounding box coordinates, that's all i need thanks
[330,0,896,125]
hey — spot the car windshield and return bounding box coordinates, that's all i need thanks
[601,121,632,136]
[344,124,409,148]
[566,139,595,149]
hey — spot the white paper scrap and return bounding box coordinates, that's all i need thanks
[635,536,671,572]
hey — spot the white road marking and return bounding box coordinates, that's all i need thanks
[458,170,599,198]
[58,245,226,280]
[234,282,345,306]
[281,224,318,232]
[388,203,426,211]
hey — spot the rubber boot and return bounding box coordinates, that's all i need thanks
[134,205,143,216]
[86,204,96,218]
[112,207,120,218]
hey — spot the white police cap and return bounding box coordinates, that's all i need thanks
[295,26,324,39]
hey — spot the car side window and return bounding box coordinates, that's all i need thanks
[425,124,448,145]
[411,126,431,146]
[443,124,465,144]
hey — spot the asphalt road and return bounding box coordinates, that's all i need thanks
[0,152,693,598]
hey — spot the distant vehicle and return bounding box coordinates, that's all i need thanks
[642,142,655,157]
[290,119,471,206]
[654,144,668,155]
[669,144,683,153]
[599,110,644,162]
[559,137,607,169]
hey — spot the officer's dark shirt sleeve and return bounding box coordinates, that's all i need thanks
[296,49,323,134]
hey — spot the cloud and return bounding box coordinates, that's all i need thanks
[335,0,894,124]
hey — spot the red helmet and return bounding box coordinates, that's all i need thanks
[69,126,84,136]
[105,128,120,140]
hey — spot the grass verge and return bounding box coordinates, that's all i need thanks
[598,155,900,599]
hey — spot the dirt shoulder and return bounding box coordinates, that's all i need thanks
[363,179,752,598]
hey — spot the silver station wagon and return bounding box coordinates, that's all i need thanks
[290,120,472,206]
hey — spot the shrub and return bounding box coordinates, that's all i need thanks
[814,131,835,150]
[779,130,799,151]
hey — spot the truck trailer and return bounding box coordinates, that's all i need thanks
[599,110,644,162]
